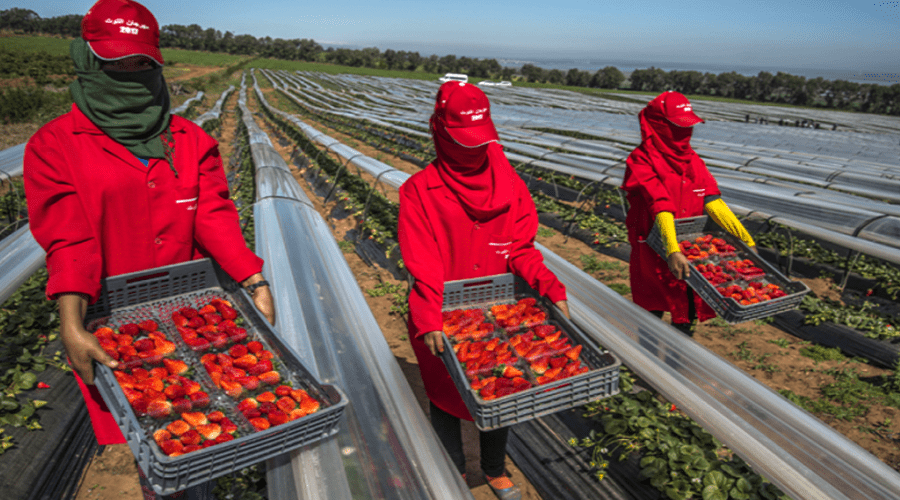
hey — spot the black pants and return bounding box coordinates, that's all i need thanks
[650,288,696,336]
[430,401,508,477]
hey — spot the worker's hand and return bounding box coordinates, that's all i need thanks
[667,252,691,280]
[423,331,444,356]
[251,285,275,325]
[554,300,570,319]
[61,322,118,385]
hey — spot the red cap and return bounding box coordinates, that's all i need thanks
[656,91,703,127]
[82,0,163,66]
[433,81,499,147]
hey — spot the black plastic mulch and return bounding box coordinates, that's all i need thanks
[0,359,96,500]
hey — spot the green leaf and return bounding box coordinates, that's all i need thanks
[0,398,19,411]
[603,419,627,435]
[703,470,728,489]
[702,485,728,500]
[665,486,689,500]
[18,372,37,390]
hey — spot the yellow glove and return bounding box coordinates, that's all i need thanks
[705,198,755,247]
[655,211,681,257]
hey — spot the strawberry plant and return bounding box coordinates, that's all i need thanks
[575,371,787,500]
[531,192,627,246]
[0,268,68,453]
[800,295,900,340]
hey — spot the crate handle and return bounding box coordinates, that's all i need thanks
[125,271,170,284]
[462,280,494,288]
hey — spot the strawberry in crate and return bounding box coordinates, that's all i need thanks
[113,361,211,419]
[454,337,518,380]
[694,262,735,285]
[679,235,737,261]
[490,298,547,332]
[511,325,589,385]
[442,308,494,341]
[171,298,247,351]
[200,341,283,399]
[153,409,242,456]
[471,371,533,401]
[93,321,177,369]
[724,259,766,279]
[236,385,321,431]
[717,282,788,305]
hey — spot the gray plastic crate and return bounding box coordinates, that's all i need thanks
[646,215,810,324]
[89,259,347,495]
[440,273,620,431]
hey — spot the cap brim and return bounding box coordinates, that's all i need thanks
[667,113,703,128]
[445,123,499,148]
[88,41,164,66]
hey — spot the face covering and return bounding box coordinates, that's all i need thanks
[430,115,514,221]
[638,105,696,173]
[69,38,171,160]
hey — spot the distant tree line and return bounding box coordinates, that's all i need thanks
[3,7,898,115]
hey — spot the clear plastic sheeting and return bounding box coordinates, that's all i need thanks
[0,143,24,179]
[0,226,45,304]
[539,243,900,500]
[171,91,204,115]
[239,73,473,500]
[194,86,235,127]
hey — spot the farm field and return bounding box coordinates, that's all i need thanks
[3,43,900,499]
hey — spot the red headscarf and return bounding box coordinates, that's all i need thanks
[637,91,702,173]
[429,93,515,222]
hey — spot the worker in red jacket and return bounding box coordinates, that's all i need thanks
[621,91,755,333]
[24,1,273,496]
[399,81,568,500]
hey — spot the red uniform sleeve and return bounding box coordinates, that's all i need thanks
[24,124,103,302]
[693,158,721,197]
[507,180,566,304]
[622,149,676,218]
[189,126,263,282]
[398,178,445,337]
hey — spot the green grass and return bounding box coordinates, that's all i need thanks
[249,58,445,81]
[0,35,250,67]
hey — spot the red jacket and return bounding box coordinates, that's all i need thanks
[25,104,263,302]
[24,104,263,445]
[399,162,566,420]
[621,144,719,323]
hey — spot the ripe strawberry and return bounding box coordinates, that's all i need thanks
[153,429,171,446]
[236,375,260,391]
[189,391,210,408]
[256,391,276,404]
[249,417,270,431]
[289,408,308,420]
[166,419,191,436]
[117,344,137,357]
[202,313,222,325]
[199,304,216,315]
[154,339,176,355]
[171,312,188,327]
[138,320,159,332]
[498,365,524,378]
[196,423,222,441]
[220,380,243,398]
[163,358,188,376]
[119,324,140,336]
[224,367,247,379]
[180,307,199,318]
[258,371,281,385]
[289,389,310,403]
[233,354,259,370]
[216,354,234,369]
[257,350,275,361]
[238,398,259,413]
[94,326,115,339]
[564,345,583,361]
[181,412,208,427]
[133,338,155,352]
[276,396,297,413]
[173,398,192,413]
[215,433,235,444]
[131,398,150,415]
[531,357,549,375]
[149,367,169,380]
[220,417,238,434]
[165,384,187,400]
[206,410,225,423]
[243,408,262,419]
[182,444,201,454]
[298,394,320,414]
[218,304,238,321]
[268,410,289,426]
[159,439,184,456]
[246,341,264,354]
[187,316,206,329]
[186,337,210,351]
[180,429,201,446]
[227,328,248,342]
[229,344,249,358]
[274,385,293,397]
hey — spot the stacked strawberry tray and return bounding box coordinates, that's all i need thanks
[646,215,810,324]
[87,259,347,495]
[439,274,620,431]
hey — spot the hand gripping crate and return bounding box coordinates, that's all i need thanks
[646,215,810,324]
[439,273,620,431]
[88,259,347,495]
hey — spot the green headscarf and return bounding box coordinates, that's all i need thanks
[69,38,171,159]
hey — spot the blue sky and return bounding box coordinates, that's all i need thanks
[9,0,900,76]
